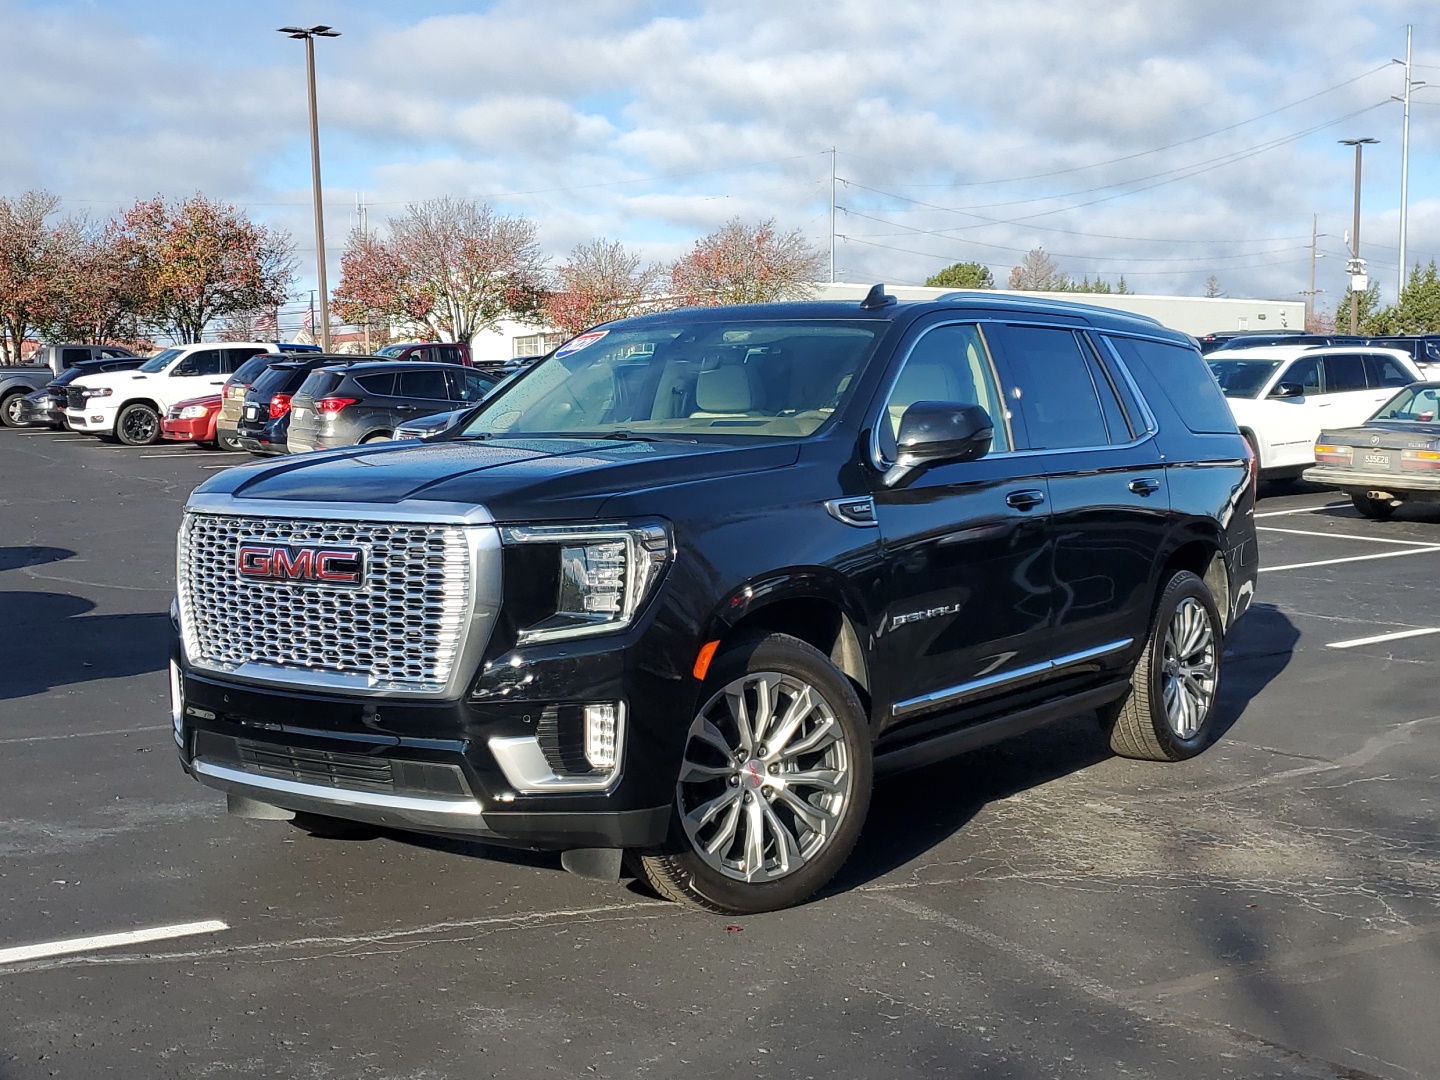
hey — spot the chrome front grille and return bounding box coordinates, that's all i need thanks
[178,511,486,695]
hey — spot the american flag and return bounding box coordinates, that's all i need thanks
[302,308,314,331]
[254,311,278,334]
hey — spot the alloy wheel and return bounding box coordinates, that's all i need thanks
[677,671,852,884]
[1160,597,1216,739]
[122,408,157,444]
[3,396,23,426]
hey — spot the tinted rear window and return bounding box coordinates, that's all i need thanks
[232,356,274,385]
[297,371,345,399]
[252,365,312,397]
[1107,336,1237,434]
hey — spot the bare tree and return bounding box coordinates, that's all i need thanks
[1007,247,1068,291]
[0,191,64,363]
[1204,275,1223,298]
[670,218,824,306]
[542,239,663,336]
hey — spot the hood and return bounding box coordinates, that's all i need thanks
[71,369,160,390]
[1318,422,1440,451]
[193,437,803,522]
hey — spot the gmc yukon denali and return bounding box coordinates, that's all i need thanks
[171,288,1258,914]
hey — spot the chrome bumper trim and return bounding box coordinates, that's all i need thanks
[192,759,484,816]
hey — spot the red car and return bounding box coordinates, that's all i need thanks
[161,395,223,447]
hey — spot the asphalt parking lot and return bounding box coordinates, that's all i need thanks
[2,426,1439,1080]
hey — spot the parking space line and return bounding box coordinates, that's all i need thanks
[1262,547,1440,573]
[1327,627,1440,650]
[1254,503,1348,518]
[1256,525,1440,548]
[0,920,229,967]
[0,724,170,747]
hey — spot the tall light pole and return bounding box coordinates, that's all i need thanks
[279,24,340,352]
[1339,137,1378,335]
[1393,26,1425,298]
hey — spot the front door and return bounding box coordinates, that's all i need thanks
[870,320,1055,730]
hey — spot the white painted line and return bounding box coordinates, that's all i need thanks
[201,464,236,470]
[1255,503,1349,518]
[1256,525,1440,548]
[0,920,229,966]
[0,724,171,746]
[139,452,212,458]
[1328,627,1440,650]
[1262,546,1440,573]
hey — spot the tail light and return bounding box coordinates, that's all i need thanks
[1313,443,1353,466]
[1241,437,1258,500]
[224,382,247,400]
[315,397,358,416]
[268,393,292,419]
[1401,449,1440,471]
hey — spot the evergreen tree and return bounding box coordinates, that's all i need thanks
[925,261,995,289]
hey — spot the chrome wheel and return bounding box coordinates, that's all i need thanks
[677,671,852,884]
[1161,597,1216,739]
[2,394,24,426]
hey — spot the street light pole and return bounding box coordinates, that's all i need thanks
[279,25,340,352]
[1393,26,1425,299]
[1339,137,1378,335]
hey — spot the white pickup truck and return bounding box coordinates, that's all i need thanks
[65,343,287,445]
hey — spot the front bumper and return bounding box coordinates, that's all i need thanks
[15,397,60,426]
[162,417,211,442]
[1303,465,1440,498]
[64,405,116,433]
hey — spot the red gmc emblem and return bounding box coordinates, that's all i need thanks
[236,543,365,588]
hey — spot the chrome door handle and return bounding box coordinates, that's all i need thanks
[1128,477,1161,496]
[1005,489,1046,510]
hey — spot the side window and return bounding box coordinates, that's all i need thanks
[1364,355,1413,388]
[447,369,493,402]
[439,346,462,366]
[399,368,449,399]
[62,348,91,366]
[1323,354,1367,393]
[877,323,1009,461]
[222,347,266,373]
[989,326,1109,451]
[356,373,396,396]
[1282,356,1322,395]
[174,350,222,376]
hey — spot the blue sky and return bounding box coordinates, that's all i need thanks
[6,0,1440,324]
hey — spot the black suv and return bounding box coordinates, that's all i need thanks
[232,355,360,455]
[170,290,1259,914]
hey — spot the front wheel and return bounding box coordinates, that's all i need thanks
[0,391,28,428]
[1100,570,1223,762]
[636,632,872,914]
[115,403,161,446]
[1350,492,1396,520]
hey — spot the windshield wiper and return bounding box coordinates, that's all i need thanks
[587,430,697,443]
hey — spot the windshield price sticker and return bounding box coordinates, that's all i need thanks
[556,330,609,358]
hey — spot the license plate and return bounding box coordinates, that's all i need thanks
[244,405,259,420]
[292,407,307,418]
[1364,452,1392,468]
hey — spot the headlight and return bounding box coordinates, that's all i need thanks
[178,405,209,419]
[500,521,671,644]
[81,387,113,398]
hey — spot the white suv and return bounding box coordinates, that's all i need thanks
[65,343,285,445]
[1206,345,1423,476]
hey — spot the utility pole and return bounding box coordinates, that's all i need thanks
[1305,212,1321,329]
[358,193,370,354]
[1393,26,1424,299]
[1339,138,1378,334]
[829,147,837,284]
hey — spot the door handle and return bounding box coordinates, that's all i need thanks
[1128,477,1161,496]
[1005,489,1046,510]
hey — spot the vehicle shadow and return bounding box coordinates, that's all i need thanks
[0,590,170,701]
[0,545,74,573]
[1211,602,1299,742]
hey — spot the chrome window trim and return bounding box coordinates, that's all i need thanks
[891,638,1133,719]
[192,760,484,816]
[868,319,1015,471]
[1091,333,1161,438]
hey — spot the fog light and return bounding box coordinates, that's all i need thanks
[169,661,184,747]
[584,703,621,769]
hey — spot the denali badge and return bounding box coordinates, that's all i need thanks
[236,543,365,587]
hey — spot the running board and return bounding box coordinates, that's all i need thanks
[874,681,1130,777]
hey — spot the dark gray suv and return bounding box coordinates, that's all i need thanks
[286,361,499,452]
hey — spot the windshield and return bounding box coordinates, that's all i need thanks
[1373,385,1440,423]
[456,320,881,441]
[138,348,183,374]
[1205,358,1281,398]
[375,345,408,357]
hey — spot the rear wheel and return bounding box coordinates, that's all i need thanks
[1350,492,1396,520]
[217,430,243,451]
[360,431,392,444]
[115,403,161,446]
[636,632,872,914]
[0,391,28,428]
[1100,570,1223,762]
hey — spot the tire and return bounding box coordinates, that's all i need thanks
[217,431,243,452]
[1100,570,1223,762]
[115,402,162,446]
[636,632,872,915]
[360,431,392,444]
[0,390,28,428]
[1350,492,1396,520]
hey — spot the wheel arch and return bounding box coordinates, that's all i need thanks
[1160,535,1231,632]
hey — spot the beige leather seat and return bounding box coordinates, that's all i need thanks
[692,365,763,417]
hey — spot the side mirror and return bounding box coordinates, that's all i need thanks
[1270,382,1304,399]
[886,401,994,487]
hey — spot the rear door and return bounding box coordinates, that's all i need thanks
[1321,352,1390,429]
[394,367,452,428]
[986,324,1168,666]
[871,319,1056,730]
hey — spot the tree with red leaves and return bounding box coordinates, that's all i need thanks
[35,218,147,347]
[334,198,547,343]
[116,194,294,343]
[670,218,824,307]
[541,238,663,336]
[0,191,66,364]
